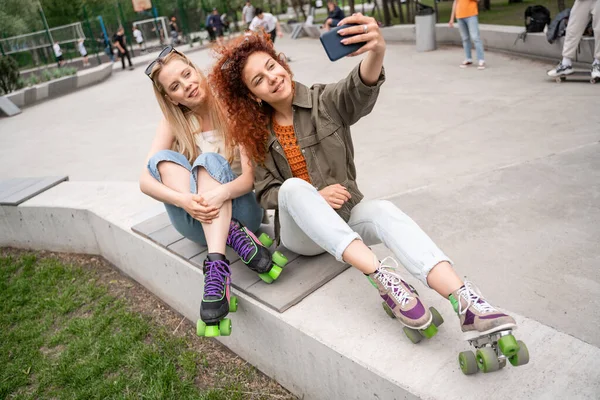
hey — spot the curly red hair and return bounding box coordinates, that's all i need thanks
[209,32,293,164]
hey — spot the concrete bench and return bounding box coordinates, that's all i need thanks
[0,176,68,206]
[132,212,349,313]
[381,23,596,64]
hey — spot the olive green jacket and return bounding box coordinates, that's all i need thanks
[254,63,386,239]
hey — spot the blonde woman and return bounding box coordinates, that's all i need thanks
[140,46,286,337]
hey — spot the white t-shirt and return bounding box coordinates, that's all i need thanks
[249,12,277,33]
[78,41,86,56]
[133,29,143,43]
[194,130,242,176]
[53,43,62,57]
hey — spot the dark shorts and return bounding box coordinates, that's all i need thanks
[81,52,87,57]
[330,18,341,27]
[269,29,276,44]
[215,27,224,37]
[56,55,64,62]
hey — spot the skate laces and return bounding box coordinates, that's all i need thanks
[375,257,413,307]
[203,260,230,298]
[457,281,496,315]
[227,222,255,261]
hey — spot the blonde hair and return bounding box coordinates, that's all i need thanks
[149,51,233,164]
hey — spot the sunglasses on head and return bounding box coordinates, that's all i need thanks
[145,45,180,77]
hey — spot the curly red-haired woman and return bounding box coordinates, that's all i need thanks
[210,14,521,350]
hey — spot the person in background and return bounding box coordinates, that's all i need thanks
[170,17,181,45]
[113,27,134,70]
[53,40,65,67]
[323,0,345,31]
[249,8,283,43]
[208,8,225,46]
[78,39,90,67]
[242,0,255,30]
[547,0,599,80]
[449,0,486,69]
[133,25,146,52]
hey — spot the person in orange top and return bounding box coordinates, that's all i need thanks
[449,0,486,69]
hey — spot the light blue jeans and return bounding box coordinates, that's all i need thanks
[278,178,452,287]
[147,150,263,245]
[457,15,485,62]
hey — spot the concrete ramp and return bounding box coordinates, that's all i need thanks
[1,180,599,399]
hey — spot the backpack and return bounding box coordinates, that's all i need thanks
[547,8,570,43]
[525,5,551,33]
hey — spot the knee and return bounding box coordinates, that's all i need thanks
[280,178,314,196]
[148,149,188,179]
[193,152,227,168]
[364,200,407,222]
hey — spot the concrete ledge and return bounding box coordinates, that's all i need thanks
[381,24,596,63]
[6,62,113,109]
[1,181,599,399]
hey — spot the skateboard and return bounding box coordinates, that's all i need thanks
[553,70,599,84]
[380,282,445,343]
[457,329,529,375]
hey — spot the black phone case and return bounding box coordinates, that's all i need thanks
[319,24,366,62]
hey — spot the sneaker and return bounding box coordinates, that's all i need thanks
[449,281,516,338]
[477,60,486,70]
[592,63,600,80]
[460,59,473,68]
[199,253,232,324]
[547,62,574,77]
[367,257,431,329]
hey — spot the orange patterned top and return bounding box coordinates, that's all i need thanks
[272,119,312,184]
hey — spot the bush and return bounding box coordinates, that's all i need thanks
[0,56,21,95]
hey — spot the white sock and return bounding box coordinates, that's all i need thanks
[562,57,572,66]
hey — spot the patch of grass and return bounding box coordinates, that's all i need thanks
[0,251,295,400]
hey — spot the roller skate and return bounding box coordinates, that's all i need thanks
[367,257,444,344]
[450,281,529,375]
[196,253,238,337]
[227,218,288,283]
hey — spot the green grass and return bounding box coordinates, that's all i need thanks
[0,252,291,400]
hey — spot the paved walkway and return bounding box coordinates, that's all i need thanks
[1,37,599,349]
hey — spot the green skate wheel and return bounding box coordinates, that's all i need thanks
[272,251,288,267]
[458,351,478,375]
[420,323,438,339]
[258,232,273,247]
[508,340,529,367]
[219,318,232,336]
[476,347,500,373]
[229,296,238,313]
[382,302,396,319]
[430,307,444,327]
[196,320,207,337]
[204,324,220,337]
[268,265,283,280]
[403,327,423,344]
[498,334,519,358]
[259,272,274,284]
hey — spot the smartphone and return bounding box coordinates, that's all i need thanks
[320,24,366,62]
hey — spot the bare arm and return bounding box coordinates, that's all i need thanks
[450,0,457,25]
[139,118,186,207]
[218,145,255,200]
